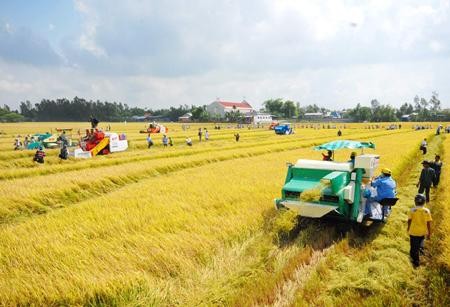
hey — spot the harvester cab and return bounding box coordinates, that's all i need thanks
[275,123,293,135]
[275,140,397,223]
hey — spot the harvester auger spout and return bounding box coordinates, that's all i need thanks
[275,140,397,224]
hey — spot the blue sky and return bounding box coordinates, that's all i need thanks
[1,0,450,110]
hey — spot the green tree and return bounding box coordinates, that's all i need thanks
[0,106,24,122]
[429,91,441,111]
[191,105,209,122]
[263,98,284,116]
[304,104,320,113]
[225,110,243,122]
[347,103,372,122]
[281,100,298,118]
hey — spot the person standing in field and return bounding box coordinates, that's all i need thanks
[430,155,442,187]
[146,134,153,148]
[205,129,209,141]
[337,129,342,137]
[169,137,173,146]
[407,194,432,267]
[162,134,169,147]
[13,138,23,150]
[89,115,99,129]
[59,144,69,160]
[198,128,203,142]
[33,146,45,163]
[58,131,69,147]
[417,160,435,203]
[234,133,240,142]
[186,137,193,146]
[420,138,427,155]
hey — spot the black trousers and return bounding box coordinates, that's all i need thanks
[418,185,431,202]
[33,157,44,164]
[420,146,427,154]
[410,235,424,266]
[434,173,441,187]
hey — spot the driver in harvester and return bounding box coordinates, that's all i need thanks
[370,168,397,216]
[322,150,333,161]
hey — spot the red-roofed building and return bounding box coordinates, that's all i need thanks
[206,99,255,118]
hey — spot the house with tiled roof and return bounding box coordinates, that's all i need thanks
[206,99,255,118]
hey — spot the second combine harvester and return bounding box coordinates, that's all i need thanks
[72,129,128,158]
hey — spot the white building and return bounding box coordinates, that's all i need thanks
[304,112,324,120]
[253,113,273,124]
[178,112,192,122]
[206,99,255,118]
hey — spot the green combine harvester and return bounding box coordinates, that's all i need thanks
[27,133,58,149]
[275,140,398,223]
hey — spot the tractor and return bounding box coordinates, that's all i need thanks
[140,122,168,134]
[274,123,294,135]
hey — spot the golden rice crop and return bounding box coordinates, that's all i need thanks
[0,128,410,223]
[435,135,450,270]
[0,121,444,305]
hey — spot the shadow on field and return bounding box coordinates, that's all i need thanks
[264,208,387,251]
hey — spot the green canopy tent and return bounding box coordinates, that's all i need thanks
[314,140,375,151]
[314,140,375,160]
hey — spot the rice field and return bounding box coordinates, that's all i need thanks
[0,121,448,306]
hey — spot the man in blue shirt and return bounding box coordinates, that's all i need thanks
[371,168,397,215]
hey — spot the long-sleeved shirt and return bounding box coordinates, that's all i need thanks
[371,175,396,201]
[419,167,436,187]
[430,161,443,175]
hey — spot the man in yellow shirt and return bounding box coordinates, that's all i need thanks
[407,194,432,267]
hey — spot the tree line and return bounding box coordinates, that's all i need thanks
[0,105,24,122]
[0,92,448,123]
[16,97,207,122]
[263,92,448,122]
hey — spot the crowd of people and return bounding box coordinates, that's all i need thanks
[146,126,244,149]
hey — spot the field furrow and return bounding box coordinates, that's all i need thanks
[0,128,398,179]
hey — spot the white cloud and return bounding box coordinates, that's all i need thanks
[430,40,443,52]
[73,0,106,58]
[1,0,450,110]
[4,22,12,34]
